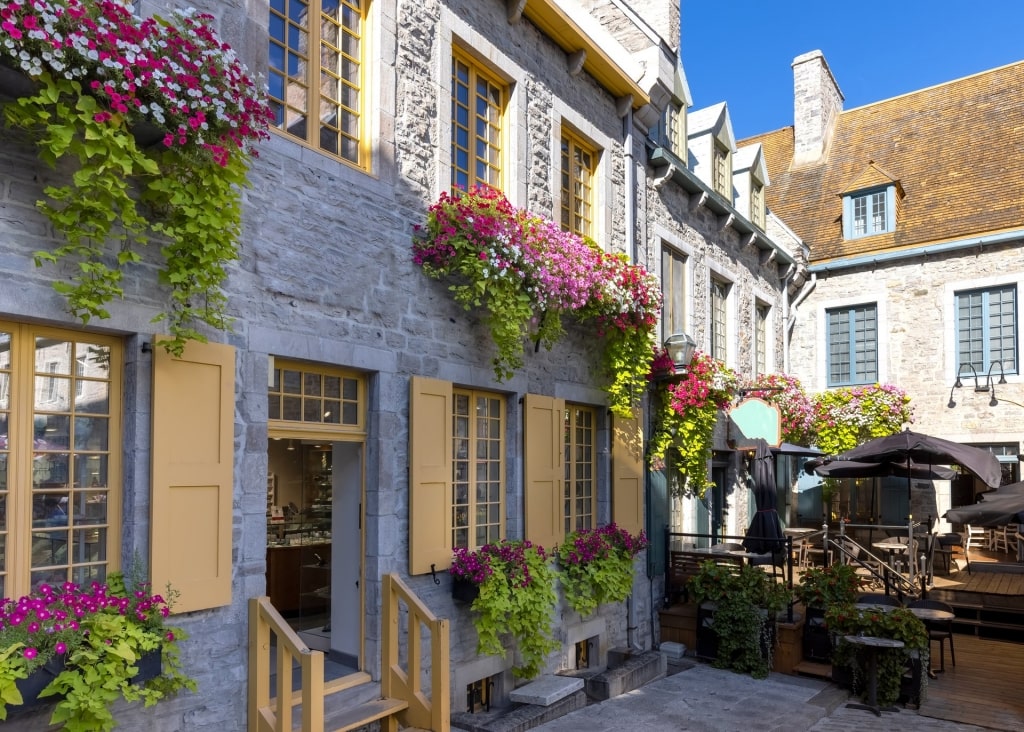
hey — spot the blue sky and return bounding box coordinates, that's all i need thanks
[679,1,1024,140]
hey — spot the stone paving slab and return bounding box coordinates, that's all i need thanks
[529,664,994,732]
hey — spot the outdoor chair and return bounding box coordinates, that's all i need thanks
[964,525,989,573]
[992,524,1014,554]
[908,598,955,672]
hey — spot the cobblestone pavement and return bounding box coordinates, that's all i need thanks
[529,663,996,732]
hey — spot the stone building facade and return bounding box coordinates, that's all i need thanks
[0,1,804,727]
[744,51,1024,528]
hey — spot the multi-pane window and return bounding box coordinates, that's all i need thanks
[827,304,878,386]
[712,141,731,198]
[451,50,506,193]
[755,303,769,376]
[0,324,121,598]
[268,362,364,429]
[452,389,504,549]
[956,285,1017,374]
[560,129,597,239]
[564,405,595,534]
[751,182,766,229]
[661,246,688,342]
[848,189,891,238]
[710,279,729,361]
[268,0,367,166]
[652,101,684,156]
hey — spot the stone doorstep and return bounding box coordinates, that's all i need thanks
[450,690,588,732]
[659,641,687,659]
[508,675,584,706]
[584,649,667,701]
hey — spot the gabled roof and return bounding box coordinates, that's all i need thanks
[841,161,902,197]
[734,143,769,185]
[740,60,1024,263]
[688,102,736,149]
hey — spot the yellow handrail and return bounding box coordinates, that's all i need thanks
[248,574,450,732]
[248,596,325,732]
[382,574,451,731]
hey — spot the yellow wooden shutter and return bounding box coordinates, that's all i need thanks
[409,376,453,575]
[151,338,235,613]
[612,409,644,535]
[523,393,564,551]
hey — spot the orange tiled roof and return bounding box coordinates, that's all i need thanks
[740,61,1024,263]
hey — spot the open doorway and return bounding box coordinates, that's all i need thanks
[266,438,363,670]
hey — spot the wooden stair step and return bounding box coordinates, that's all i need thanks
[323,697,408,732]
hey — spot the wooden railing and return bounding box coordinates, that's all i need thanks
[248,573,450,732]
[382,573,451,732]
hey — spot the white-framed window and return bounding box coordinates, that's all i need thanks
[754,302,769,377]
[452,388,505,549]
[652,100,685,157]
[827,303,878,386]
[843,186,895,239]
[661,245,688,342]
[268,0,370,168]
[710,278,730,361]
[956,285,1017,374]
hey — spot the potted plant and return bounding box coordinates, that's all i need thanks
[412,186,662,417]
[794,563,860,662]
[448,540,559,680]
[688,561,791,678]
[0,0,274,356]
[0,572,195,729]
[556,523,647,617]
[825,604,928,707]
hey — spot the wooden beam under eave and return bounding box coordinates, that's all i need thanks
[689,191,708,212]
[760,248,777,267]
[745,233,758,248]
[568,49,586,76]
[507,0,527,23]
[718,213,735,231]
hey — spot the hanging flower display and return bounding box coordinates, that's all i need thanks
[412,186,661,417]
[812,384,914,455]
[648,350,737,498]
[0,0,274,355]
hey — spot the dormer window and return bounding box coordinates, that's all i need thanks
[652,101,685,157]
[842,169,901,240]
[712,141,731,198]
[751,181,765,229]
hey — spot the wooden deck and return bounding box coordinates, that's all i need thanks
[917,633,1024,731]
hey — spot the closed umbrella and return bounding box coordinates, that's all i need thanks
[743,439,783,554]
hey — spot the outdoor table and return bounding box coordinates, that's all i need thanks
[873,540,912,574]
[856,603,898,613]
[726,550,763,565]
[908,606,955,677]
[843,635,905,716]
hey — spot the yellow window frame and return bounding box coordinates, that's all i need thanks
[268,0,371,169]
[451,47,508,194]
[451,388,505,550]
[560,128,597,239]
[563,404,595,533]
[268,359,366,437]
[0,322,122,598]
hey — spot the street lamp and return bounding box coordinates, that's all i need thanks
[948,362,1006,408]
[663,332,697,372]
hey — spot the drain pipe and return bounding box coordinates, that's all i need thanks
[621,97,646,653]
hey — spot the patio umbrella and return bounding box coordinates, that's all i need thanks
[805,457,957,481]
[944,481,1024,527]
[836,429,1002,490]
[742,439,784,554]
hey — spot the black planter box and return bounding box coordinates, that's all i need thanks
[802,607,833,662]
[132,650,162,685]
[11,655,66,714]
[451,577,480,604]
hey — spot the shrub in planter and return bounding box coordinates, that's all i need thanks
[0,572,195,730]
[794,563,860,662]
[688,561,791,678]
[449,540,558,680]
[556,523,647,617]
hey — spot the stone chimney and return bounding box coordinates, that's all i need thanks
[792,50,843,164]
